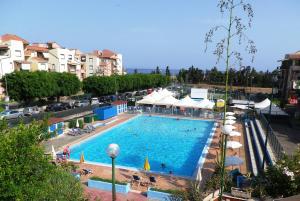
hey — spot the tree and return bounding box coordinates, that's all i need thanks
[155,66,161,74]
[165,66,171,76]
[0,122,85,200]
[1,71,81,102]
[204,0,256,199]
[53,72,81,101]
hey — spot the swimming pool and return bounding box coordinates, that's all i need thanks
[70,115,215,177]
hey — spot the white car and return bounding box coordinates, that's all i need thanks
[74,100,90,107]
[91,98,99,105]
[0,110,24,120]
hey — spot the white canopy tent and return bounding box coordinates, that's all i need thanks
[196,98,215,109]
[173,96,199,108]
[226,112,235,116]
[154,96,179,106]
[158,88,174,97]
[254,98,271,109]
[137,96,157,105]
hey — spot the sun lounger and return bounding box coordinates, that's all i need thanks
[131,175,141,187]
[81,168,93,175]
[149,176,157,186]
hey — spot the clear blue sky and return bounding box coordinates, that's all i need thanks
[1,0,300,71]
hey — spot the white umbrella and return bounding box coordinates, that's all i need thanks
[76,119,79,128]
[229,131,241,137]
[226,112,235,116]
[225,156,244,166]
[225,120,236,125]
[226,116,236,120]
[225,125,237,130]
[221,125,233,134]
[226,141,243,149]
[51,145,56,160]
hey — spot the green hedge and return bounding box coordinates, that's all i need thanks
[68,119,84,129]
[82,74,170,96]
[89,176,127,185]
[150,188,184,194]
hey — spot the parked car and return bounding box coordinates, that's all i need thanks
[0,110,24,120]
[23,106,40,116]
[45,103,68,112]
[74,100,90,107]
[90,97,100,105]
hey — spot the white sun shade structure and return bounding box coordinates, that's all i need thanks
[254,98,271,109]
[173,95,199,108]
[196,98,215,109]
[226,112,235,116]
[158,88,174,97]
[137,96,156,104]
[137,91,163,105]
[226,116,236,120]
[227,141,243,149]
[229,131,241,137]
[154,95,179,106]
[225,120,236,125]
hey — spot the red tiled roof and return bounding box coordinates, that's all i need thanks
[24,50,32,56]
[1,34,29,44]
[101,49,116,58]
[15,60,31,64]
[48,117,64,125]
[112,100,127,105]
[26,45,49,52]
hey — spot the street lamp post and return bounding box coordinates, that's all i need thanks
[106,144,120,201]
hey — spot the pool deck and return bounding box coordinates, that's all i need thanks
[45,113,248,194]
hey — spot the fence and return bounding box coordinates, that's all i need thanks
[259,112,285,159]
[127,105,223,120]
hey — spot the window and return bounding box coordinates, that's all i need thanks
[40,63,46,70]
[89,58,93,63]
[60,54,65,60]
[15,50,21,57]
[89,65,93,70]
[68,55,72,60]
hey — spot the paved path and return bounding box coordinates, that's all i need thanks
[84,187,147,201]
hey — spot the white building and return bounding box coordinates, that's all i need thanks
[0,34,29,78]
[25,45,49,71]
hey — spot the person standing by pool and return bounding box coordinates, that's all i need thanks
[63,145,70,159]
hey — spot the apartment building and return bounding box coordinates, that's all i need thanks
[93,49,123,76]
[279,51,300,103]
[25,45,49,71]
[0,34,123,80]
[0,34,29,78]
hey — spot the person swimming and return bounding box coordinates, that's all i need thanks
[161,163,166,170]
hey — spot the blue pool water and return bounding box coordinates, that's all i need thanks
[70,115,214,177]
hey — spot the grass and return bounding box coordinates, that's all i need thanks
[89,176,127,185]
[150,187,183,194]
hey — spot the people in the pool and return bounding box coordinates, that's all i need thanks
[161,163,166,170]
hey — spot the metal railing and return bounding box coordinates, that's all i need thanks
[259,112,284,159]
[127,106,223,120]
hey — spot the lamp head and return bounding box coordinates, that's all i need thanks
[106,143,120,158]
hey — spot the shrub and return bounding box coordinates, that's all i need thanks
[89,176,127,185]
